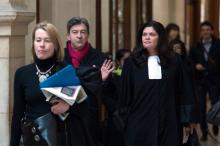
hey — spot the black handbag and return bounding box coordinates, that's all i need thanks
[182,129,201,146]
[21,112,58,146]
[207,101,220,125]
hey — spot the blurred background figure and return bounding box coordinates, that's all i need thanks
[113,49,131,77]
[169,39,188,59]
[189,21,220,141]
[168,39,192,74]
[169,39,200,144]
[166,23,181,42]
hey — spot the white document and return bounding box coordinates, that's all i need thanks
[41,86,87,106]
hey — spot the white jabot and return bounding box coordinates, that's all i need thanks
[148,55,162,79]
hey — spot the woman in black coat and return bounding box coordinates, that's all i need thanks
[10,22,67,146]
[117,21,197,146]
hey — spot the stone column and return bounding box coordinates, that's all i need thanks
[39,0,96,48]
[200,0,219,37]
[0,1,35,145]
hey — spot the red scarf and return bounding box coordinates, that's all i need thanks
[67,41,89,67]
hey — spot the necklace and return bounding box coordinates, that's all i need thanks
[35,64,55,82]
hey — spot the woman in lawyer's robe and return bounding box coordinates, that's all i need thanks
[117,20,198,146]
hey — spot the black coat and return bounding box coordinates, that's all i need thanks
[63,45,106,146]
[189,37,220,83]
[10,58,65,146]
[102,73,125,146]
[118,54,197,146]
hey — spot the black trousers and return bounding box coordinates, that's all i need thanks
[195,79,219,135]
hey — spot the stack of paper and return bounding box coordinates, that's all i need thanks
[41,86,87,105]
[40,65,87,105]
[39,65,87,120]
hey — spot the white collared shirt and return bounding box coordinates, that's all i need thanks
[148,55,162,79]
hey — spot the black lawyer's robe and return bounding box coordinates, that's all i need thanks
[118,54,197,146]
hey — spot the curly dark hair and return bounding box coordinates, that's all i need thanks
[168,39,187,57]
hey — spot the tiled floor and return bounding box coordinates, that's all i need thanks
[200,136,220,146]
[182,125,220,146]
[198,98,220,146]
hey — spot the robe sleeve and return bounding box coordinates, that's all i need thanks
[176,55,199,124]
[113,58,134,131]
[68,66,102,118]
[101,75,119,113]
[76,66,102,95]
[118,58,134,109]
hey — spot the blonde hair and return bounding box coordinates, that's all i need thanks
[32,22,64,62]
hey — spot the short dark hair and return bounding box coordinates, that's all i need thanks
[67,16,90,34]
[200,21,214,30]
